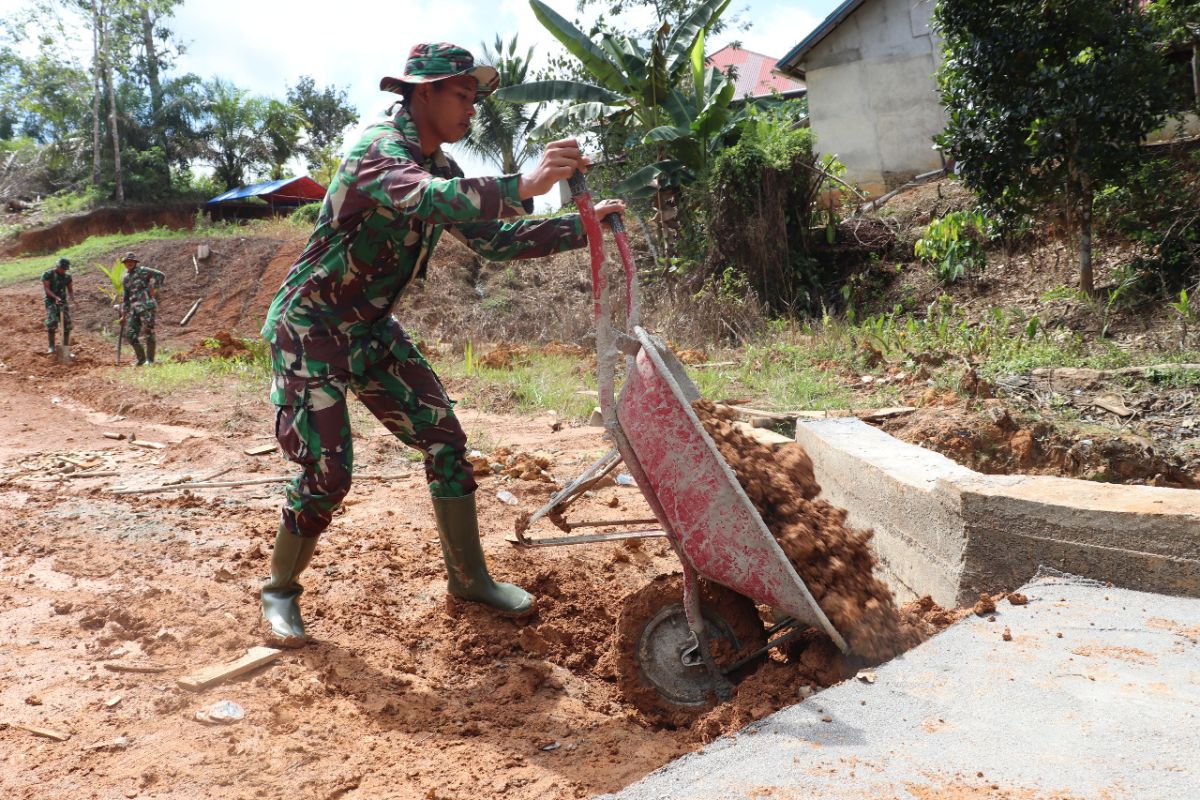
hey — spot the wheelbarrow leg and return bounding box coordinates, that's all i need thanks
[680,561,735,702]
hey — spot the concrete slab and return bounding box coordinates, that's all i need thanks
[795,418,1200,605]
[599,574,1200,800]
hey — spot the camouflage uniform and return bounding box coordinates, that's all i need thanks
[261,107,587,538]
[42,268,73,334]
[122,265,165,347]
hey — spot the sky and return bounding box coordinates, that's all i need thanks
[2,0,839,202]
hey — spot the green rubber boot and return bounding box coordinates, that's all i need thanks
[46,329,56,354]
[261,526,319,648]
[130,339,146,366]
[145,336,156,365]
[62,329,70,347]
[433,493,534,616]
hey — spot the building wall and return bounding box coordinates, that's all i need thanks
[805,0,946,197]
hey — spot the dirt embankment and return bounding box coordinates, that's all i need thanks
[1,204,200,258]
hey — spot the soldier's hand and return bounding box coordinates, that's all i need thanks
[518,138,588,200]
[594,199,626,225]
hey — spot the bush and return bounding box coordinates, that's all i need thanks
[703,101,842,314]
[1095,149,1200,292]
[290,202,322,226]
[914,211,989,284]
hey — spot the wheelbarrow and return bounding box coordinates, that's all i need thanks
[513,172,850,719]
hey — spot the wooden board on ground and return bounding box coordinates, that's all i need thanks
[103,662,169,674]
[176,646,283,691]
[244,443,277,456]
[4,722,71,741]
[130,440,165,450]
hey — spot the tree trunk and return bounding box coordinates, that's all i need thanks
[1078,186,1094,296]
[102,17,124,204]
[1193,42,1199,110]
[90,3,102,188]
[140,4,170,182]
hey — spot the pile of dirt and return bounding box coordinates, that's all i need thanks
[169,330,252,362]
[693,399,923,662]
[469,447,555,482]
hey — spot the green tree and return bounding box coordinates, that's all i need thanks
[262,98,303,180]
[286,75,358,171]
[460,35,542,212]
[200,78,269,189]
[935,0,1175,295]
[1148,0,1200,110]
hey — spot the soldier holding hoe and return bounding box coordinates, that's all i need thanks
[119,252,165,366]
[259,42,625,647]
[42,257,73,355]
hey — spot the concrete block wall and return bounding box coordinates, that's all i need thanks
[796,418,1200,606]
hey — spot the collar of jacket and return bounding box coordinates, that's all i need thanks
[391,108,453,177]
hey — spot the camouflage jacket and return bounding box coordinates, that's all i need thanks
[261,108,587,399]
[42,269,72,304]
[122,266,165,311]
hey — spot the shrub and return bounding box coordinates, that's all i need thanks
[703,101,844,314]
[290,202,322,226]
[914,211,989,284]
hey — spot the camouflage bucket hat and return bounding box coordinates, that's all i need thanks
[121,251,139,263]
[379,42,500,102]
[55,257,70,270]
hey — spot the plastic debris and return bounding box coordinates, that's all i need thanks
[496,490,519,506]
[196,699,244,724]
[615,473,635,486]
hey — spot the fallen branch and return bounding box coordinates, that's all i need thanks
[179,298,202,327]
[855,168,947,216]
[108,472,411,495]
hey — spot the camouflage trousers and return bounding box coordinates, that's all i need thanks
[126,305,156,343]
[272,348,477,538]
[44,300,71,332]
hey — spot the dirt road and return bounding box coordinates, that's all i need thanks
[0,279,834,800]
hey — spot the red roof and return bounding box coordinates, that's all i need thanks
[707,45,806,98]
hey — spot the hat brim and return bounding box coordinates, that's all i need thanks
[379,65,499,101]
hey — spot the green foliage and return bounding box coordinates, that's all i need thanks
[289,202,322,226]
[1095,151,1199,291]
[96,259,125,305]
[459,35,542,183]
[1040,264,1142,339]
[914,211,989,284]
[286,76,358,171]
[496,0,740,195]
[934,0,1176,293]
[703,102,846,313]
[40,187,104,216]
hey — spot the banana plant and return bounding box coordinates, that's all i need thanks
[495,0,737,197]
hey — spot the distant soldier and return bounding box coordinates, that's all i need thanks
[259,42,624,647]
[119,252,165,366]
[42,257,73,355]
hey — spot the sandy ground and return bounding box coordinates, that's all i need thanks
[0,273,860,800]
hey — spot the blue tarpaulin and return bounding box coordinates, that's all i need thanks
[206,176,326,206]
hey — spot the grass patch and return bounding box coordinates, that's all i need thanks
[0,226,227,287]
[118,351,269,394]
[443,353,598,421]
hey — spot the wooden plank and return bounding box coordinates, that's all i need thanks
[5,722,71,741]
[177,646,282,691]
[244,443,277,456]
[733,421,793,449]
[179,298,202,326]
[102,432,126,440]
[129,440,166,450]
[859,406,919,422]
[103,662,169,674]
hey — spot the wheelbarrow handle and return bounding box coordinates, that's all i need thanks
[568,170,638,326]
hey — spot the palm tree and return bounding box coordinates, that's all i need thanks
[460,35,542,213]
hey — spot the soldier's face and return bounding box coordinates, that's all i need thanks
[419,76,478,145]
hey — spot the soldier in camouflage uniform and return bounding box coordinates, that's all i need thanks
[259,42,625,647]
[119,252,165,366]
[42,257,74,355]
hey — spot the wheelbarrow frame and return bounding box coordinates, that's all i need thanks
[515,173,850,696]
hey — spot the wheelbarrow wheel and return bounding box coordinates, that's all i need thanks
[614,573,767,727]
